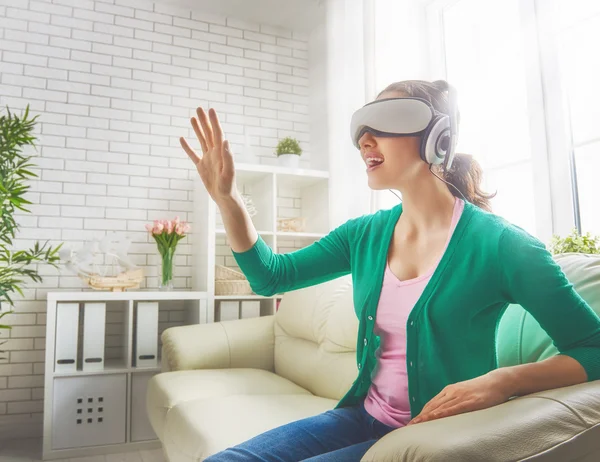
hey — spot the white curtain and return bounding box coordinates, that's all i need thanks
[325,0,373,226]
[367,0,432,212]
[324,0,432,221]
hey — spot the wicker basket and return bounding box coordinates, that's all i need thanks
[214,265,253,295]
[215,265,246,280]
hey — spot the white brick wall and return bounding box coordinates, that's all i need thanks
[0,0,318,435]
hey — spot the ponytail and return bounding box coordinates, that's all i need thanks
[443,153,495,212]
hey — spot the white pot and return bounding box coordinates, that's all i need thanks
[277,154,300,168]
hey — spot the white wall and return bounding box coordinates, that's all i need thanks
[0,0,318,438]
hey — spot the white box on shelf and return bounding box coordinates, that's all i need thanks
[82,302,106,372]
[241,301,260,319]
[134,302,158,368]
[219,301,239,322]
[55,303,80,373]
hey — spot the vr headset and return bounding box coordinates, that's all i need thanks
[350,85,459,169]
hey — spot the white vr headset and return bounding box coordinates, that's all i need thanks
[350,91,459,169]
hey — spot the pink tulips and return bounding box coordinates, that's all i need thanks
[145,217,190,290]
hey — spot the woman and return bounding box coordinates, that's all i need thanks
[180,80,600,462]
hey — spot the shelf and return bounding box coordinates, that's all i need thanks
[276,232,325,238]
[214,294,284,300]
[216,228,273,236]
[47,291,208,302]
[236,162,329,180]
[53,359,162,377]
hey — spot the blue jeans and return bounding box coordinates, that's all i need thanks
[204,401,396,462]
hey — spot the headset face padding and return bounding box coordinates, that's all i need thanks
[350,98,435,149]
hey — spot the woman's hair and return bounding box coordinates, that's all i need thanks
[378,80,496,212]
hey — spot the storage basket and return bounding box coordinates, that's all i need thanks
[215,265,253,295]
[215,265,246,280]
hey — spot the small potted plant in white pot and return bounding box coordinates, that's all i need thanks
[276,136,302,168]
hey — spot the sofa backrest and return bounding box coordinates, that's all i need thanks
[497,253,600,367]
[274,275,358,400]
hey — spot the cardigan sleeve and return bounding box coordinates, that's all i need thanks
[230,219,354,297]
[499,225,600,381]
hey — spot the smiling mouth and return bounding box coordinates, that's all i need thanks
[365,157,384,171]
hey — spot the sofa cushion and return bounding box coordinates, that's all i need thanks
[147,369,312,440]
[497,253,600,367]
[162,394,337,462]
[274,275,359,400]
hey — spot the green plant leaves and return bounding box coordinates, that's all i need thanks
[0,104,63,332]
[549,228,600,255]
[276,136,302,156]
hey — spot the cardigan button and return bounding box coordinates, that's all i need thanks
[412,396,416,402]
[410,321,414,326]
[410,361,413,367]
[364,339,368,346]
[358,363,362,369]
[368,316,373,321]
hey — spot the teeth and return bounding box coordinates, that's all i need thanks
[366,158,384,166]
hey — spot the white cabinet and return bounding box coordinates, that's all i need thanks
[44,291,207,460]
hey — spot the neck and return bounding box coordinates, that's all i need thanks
[396,166,457,232]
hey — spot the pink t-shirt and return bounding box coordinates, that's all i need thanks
[364,198,464,428]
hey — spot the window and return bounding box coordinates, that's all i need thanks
[554,0,600,234]
[373,0,597,239]
[435,0,539,235]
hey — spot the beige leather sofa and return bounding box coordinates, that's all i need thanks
[147,253,600,461]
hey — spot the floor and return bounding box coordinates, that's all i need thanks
[0,438,167,462]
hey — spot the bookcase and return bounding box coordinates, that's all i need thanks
[191,162,331,322]
[42,291,207,460]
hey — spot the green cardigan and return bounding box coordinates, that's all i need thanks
[232,201,600,417]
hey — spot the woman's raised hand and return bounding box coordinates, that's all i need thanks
[180,107,236,203]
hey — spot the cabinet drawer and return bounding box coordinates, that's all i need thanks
[52,374,126,450]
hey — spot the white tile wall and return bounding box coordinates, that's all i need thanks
[0,0,315,436]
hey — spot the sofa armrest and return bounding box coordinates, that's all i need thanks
[160,315,275,372]
[363,380,600,462]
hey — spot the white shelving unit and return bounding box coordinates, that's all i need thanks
[43,291,207,460]
[191,163,330,323]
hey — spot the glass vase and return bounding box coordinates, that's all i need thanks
[159,247,175,291]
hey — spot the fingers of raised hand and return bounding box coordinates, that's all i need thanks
[191,117,208,153]
[208,108,223,152]
[179,137,201,165]
[197,107,214,150]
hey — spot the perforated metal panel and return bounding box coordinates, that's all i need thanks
[52,374,126,449]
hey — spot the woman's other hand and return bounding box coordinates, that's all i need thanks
[407,369,515,425]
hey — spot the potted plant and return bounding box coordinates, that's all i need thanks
[0,105,62,358]
[276,136,302,168]
[549,229,600,255]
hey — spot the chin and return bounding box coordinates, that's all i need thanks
[367,176,393,190]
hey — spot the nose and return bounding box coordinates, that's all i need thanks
[358,131,376,151]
